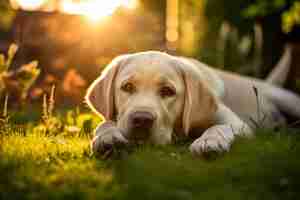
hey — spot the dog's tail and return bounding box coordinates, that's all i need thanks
[266,44,293,86]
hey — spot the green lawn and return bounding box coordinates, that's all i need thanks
[1,119,300,200]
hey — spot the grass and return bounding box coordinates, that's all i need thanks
[1,115,300,200]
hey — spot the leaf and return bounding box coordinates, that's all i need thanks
[6,43,18,69]
[26,60,39,69]
[8,43,18,59]
[243,4,260,18]
[274,0,286,9]
[0,54,6,72]
[282,12,294,33]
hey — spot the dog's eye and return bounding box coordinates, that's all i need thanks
[121,82,136,94]
[159,86,176,98]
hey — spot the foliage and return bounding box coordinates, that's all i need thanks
[0,44,40,101]
[0,95,9,135]
[33,86,101,137]
[204,0,298,33]
[201,0,299,73]
[243,0,299,33]
[204,0,254,34]
[0,0,15,31]
[1,124,300,199]
[37,85,63,136]
[242,0,288,18]
[282,2,300,33]
[212,21,263,76]
[201,0,255,68]
[0,43,18,73]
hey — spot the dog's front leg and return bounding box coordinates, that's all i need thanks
[91,121,128,156]
[190,103,252,156]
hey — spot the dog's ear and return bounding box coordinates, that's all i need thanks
[175,59,218,135]
[85,55,128,120]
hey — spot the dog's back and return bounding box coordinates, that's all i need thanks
[185,44,300,128]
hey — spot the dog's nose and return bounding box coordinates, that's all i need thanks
[130,111,155,129]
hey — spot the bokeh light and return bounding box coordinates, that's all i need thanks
[11,0,45,10]
[61,0,137,22]
[11,0,137,23]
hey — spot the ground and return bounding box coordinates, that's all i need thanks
[1,112,300,200]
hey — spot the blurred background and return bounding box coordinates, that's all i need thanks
[0,0,299,108]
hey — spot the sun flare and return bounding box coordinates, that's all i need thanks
[12,0,137,22]
[61,0,137,22]
[12,0,45,10]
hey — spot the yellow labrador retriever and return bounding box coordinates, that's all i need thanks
[86,48,300,156]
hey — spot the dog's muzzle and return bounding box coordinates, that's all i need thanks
[128,111,156,140]
[130,111,155,129]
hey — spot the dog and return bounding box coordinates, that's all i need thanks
[86,45,300,156]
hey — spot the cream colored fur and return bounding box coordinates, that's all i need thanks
[86,49,300,156]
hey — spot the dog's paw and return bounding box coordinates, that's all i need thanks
[91,121,128,157]
[189,125,235,157]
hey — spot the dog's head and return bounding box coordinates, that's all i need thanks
[86,51,217,144]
